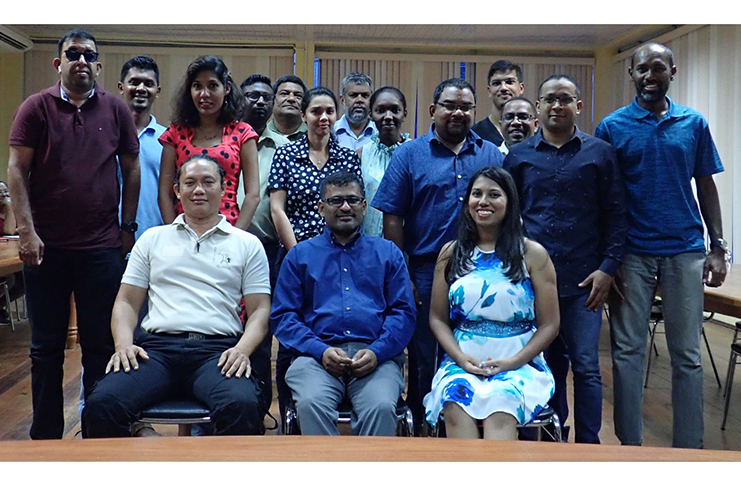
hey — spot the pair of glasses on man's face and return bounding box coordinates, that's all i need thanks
[436,102,475,114]
[244,92,275,102]
[63,49,99,63]
[322,196,364,207]
[502,113,535,123]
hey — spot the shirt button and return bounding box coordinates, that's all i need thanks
[459,197,463,201]
[345,287,349,291]
[346,307,351,310]
[345,330,351,335]
[343,268,348,272]
[457,174,462,179]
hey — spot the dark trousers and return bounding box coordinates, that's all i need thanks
[24,247,123,440]
[83,333,265,437]
[406,257,438,434]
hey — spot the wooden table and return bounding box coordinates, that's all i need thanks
[0,238,22,276]
[705,264,741,320]
[1,435,740,461]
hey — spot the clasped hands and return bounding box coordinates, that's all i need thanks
[459,354,516,378]
[321,347,377,378]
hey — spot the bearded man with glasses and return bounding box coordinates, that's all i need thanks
[271,170,415,436]
[503,74,627,444]
[8,28,140,439]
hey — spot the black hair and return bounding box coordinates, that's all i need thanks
[319,170,365,199]
[445,166,526,284]
[241,74,272,92]
[120,56,160,84]
[57,29,97,58]
[272,75,308,95]
[175,154,226,188]
[301,86,338,113]
[537,74,581,99]
[433,78,476,105]
[172,55,245,127]
[500,96,537,119]
[487,60,523,84]
[370,86,407,111]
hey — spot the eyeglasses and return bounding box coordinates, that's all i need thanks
[0,191,9,196]
[539,95,578,106]
[502,112,536,123]
[322,196,364,207]
[436,102,475,114]
[63,49,99,63]
[245,92,275,102]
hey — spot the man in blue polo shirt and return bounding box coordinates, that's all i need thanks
[372,78,504,432]
[595,42,727,449]
[504,74,627,444]
[271,170,415,435]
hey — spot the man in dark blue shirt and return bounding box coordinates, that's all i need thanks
[504,74,627,444]
[372,78,504,432]
[271,170,416,436]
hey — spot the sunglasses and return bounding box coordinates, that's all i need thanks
[63,49,99,63]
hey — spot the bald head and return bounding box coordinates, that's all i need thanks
[631,43,674,69]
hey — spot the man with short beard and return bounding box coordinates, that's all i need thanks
[596,42,727,449]
[8,28,140,439]
[334,72,378,150]
[271,170,415,436]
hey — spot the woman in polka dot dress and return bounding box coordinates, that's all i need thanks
[268,86,362,252]
[158,55,259,229]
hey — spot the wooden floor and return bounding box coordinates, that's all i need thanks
[2,314,741,450]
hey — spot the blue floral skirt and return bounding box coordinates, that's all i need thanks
[423,320,554,426]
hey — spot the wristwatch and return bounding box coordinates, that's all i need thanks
[121,221,138,233]
[710,238,730,253]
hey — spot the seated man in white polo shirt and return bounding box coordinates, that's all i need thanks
[83,155,271,437]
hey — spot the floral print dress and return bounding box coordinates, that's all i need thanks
[423,247,555,426]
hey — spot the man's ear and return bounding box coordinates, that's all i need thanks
[173,183,181,200]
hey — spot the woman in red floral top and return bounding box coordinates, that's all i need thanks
[158,55,259,229]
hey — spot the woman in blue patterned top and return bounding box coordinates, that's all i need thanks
[269,87,362,252]
[357,87,410,237]
[423,166,559,440]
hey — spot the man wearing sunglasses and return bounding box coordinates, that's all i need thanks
[8,29,140,440]
[503,74,627,444]
[271,170,415,436]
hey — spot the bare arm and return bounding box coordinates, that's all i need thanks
[382,213,404,252]
[234,139,260,231]
[496,239,560,368]
[119,153,140,256]
[106,283,148,373]
[696,175,727,287]
[158,144,178,224]
[7,145,43,265]
[217,292,271,378]
[1,198,17,235]
[270,189,297,250]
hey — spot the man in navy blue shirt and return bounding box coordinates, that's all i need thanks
[271,170,416,436]
[504,74,627,444]
[372,78,503,432]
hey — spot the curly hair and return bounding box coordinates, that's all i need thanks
[171,55,246,127]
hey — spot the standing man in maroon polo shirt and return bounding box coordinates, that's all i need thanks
[7,29,140,439]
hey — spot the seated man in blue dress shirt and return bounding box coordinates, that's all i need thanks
[270,170,416,436]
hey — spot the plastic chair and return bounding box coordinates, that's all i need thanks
[644,298,721,388]
[139,398,211,436]
[283,396,414,437]
[721,321,741,430]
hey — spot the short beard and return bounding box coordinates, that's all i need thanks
[635,81,667,103]
[346,107,369,127]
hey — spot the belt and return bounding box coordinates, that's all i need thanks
[149,331,232,340]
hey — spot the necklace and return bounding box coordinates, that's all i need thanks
[198,126,222,141]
